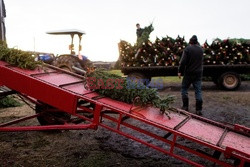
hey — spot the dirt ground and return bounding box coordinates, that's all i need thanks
[0,81,249,167]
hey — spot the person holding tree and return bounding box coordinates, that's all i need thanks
[178,35,204,115]
[136,23,144,41]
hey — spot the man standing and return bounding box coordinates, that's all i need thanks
[178,35,204,115]
[136,23,144,40]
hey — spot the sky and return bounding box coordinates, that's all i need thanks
[4,0,250,62]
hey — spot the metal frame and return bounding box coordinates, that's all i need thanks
[46,29,85,55]
[0,61,249,166]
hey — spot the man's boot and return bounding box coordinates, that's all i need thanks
[196,100,203,116]
[181,98,189,111]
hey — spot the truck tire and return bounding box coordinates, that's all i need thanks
[53,55,84,72]
[127,72,151,86]
[35,103,71,125]
[218,72,241,90]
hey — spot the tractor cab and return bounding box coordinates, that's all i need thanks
[46,29,92,73]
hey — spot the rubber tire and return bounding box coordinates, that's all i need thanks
[35,103,71,125]
[127,72,151,86]
[53,54,84,72]
[218,72,241,90]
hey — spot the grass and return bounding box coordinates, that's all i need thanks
[241,74,250,81]
[108,70,181,83]
[108,70,250,84]
[0,96,22,108]
[108,70,123,76]
[153,76,181,83]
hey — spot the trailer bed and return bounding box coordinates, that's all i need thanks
[121,64,250,77]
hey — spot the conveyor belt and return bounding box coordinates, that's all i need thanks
[0,61,249,166]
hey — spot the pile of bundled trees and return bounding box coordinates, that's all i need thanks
[119,35,187,67]
[203,39,250,65]
[118,25,250,67]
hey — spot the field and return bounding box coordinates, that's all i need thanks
[0,73,249,167]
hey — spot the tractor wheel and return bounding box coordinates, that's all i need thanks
[53,54,85,72]
[35,103,71,125]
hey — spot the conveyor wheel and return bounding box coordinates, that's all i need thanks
[35,102,71,125]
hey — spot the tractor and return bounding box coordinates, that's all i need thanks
[41,29,92,74]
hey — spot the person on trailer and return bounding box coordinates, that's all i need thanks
[178,35,204,115]
[136,23,144,41]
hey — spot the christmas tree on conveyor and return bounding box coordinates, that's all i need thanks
[87,69,175,117]
[0,44,41,69]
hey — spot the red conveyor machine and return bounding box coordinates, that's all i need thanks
[0,61,249,166]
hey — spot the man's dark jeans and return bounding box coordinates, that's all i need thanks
[181,74,203,103]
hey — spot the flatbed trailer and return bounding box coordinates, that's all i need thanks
[121,64,250,90]
[0,60,249,166]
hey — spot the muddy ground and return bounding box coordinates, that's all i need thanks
[0,81,249,167]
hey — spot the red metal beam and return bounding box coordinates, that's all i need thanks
[0,124,97,132]
[0,114,39,127]
[0,63,78,114]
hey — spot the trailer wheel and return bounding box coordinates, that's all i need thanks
[35,103,71,125]
[218,72,241,90]
[53,55,85,72]
[127,73,151,86]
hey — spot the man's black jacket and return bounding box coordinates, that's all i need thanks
[178,44,204,76]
